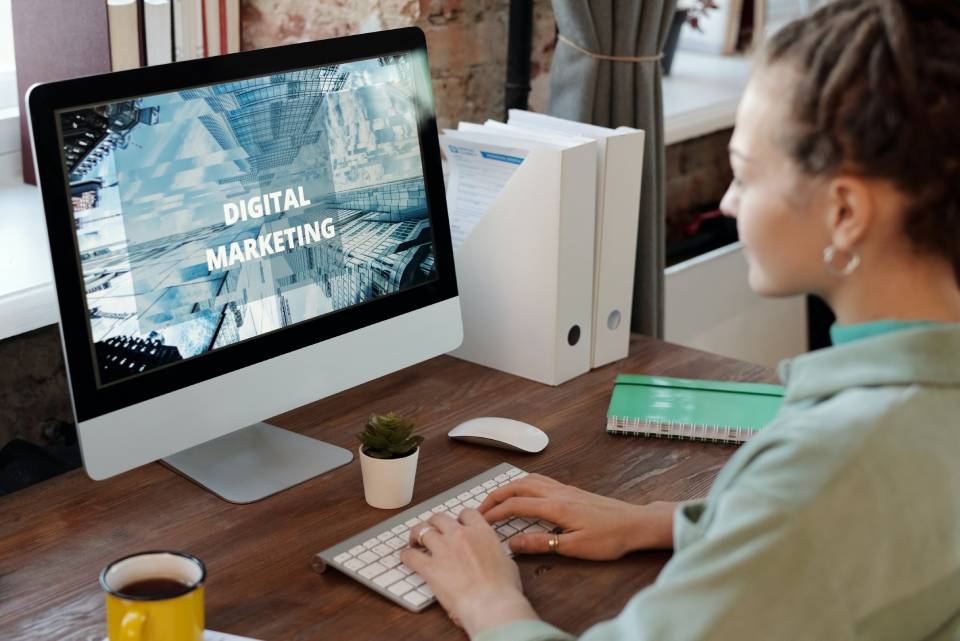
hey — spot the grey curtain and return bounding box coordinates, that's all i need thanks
[549,0,677,338]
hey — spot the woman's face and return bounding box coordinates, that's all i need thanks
[719,67,834,298]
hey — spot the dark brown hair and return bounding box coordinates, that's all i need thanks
[761,0,960,282]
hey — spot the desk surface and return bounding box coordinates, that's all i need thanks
[0,336,776,640]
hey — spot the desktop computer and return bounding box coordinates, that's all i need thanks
[27,27,462,503]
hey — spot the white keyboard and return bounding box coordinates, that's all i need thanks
[315,463,558,612]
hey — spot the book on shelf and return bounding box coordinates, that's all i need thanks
[107,0,142,71]
[144,0,173,66]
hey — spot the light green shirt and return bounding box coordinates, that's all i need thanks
[477,324,960,641]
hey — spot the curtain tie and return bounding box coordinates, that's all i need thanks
[557,33,663,63]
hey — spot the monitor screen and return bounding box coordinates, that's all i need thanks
[55,53,437,387]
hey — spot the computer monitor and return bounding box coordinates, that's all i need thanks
[27,28,462,503]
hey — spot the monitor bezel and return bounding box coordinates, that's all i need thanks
[29,27,458,423]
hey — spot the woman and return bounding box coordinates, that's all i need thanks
[400,0,960,638]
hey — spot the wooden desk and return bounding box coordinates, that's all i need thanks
[0,336,775,640]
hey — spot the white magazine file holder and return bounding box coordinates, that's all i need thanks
[449,140,597,386]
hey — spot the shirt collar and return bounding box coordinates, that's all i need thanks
[779,324,960,403]
[829,319,941,345]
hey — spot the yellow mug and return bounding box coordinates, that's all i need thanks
[100,551,205,641]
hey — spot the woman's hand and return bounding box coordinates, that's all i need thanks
[478,473,677,560]
[401,510,539,637]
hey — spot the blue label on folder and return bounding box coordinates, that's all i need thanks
[480,151,524,165]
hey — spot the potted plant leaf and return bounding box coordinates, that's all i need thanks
[357,412,423,509]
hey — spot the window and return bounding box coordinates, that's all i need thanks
[0,0,15,112]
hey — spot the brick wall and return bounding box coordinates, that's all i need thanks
[665,128,734,247]
[242,0,558,130]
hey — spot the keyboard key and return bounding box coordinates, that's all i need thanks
[348,545,365,556]
[470,486,485,495]
[500,541,514,556]
[404,518,420,528]
[482,480,497,489]
[404,590,428,607]
[363,538,379,549]
[378,532,394,542]
[495,474,508,483]
[373,569,404,588]
[344,558,365,572]
[358,551,379,564]
[524,524,548,534]
[418,584,434,599]
[398,563,413,575]
[407,573,425,587]
[392,525,408,535]
[541,521,559,531]
[463,498,480,509]
[508,518,530,530]
[506,468,522,477]
[418,511,434,521]
[496,524,519,537]
[386,537,407,550]
[451,505,465,516]
[431,505,447,514]
[359,562,387,579]
[457,492,473,502]
[477,491,489,501]
[515,471,529,479]
[444,498,460,508]
[335,552,353,564]
[388,579,414,596]
[373,544,393,557]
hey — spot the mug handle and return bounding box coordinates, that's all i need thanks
[120,610,146,641]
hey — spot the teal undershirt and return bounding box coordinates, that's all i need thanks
[830,320,943,345]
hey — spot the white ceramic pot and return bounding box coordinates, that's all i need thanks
[358,446,419,509]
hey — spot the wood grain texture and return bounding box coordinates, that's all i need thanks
[0,336,776,640]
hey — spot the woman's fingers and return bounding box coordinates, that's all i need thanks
[509,530,579,556]
[477,477,554,513]
[482,496,566,525]
[400,546,432,575]
[427,512,461,534]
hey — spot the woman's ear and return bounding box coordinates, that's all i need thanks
[826,176,873,252]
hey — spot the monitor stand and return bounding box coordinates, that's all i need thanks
[161,422,353,504]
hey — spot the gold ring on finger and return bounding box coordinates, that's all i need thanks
[547,532,560,554]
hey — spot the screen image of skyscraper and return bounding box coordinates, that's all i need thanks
[57,53,436,386]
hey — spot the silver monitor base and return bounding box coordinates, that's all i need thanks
[161,422,353,504]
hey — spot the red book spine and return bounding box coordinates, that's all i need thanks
[200,0,208,57]
[220,0,228,55]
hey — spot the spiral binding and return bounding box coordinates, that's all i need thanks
[605,417,753,444]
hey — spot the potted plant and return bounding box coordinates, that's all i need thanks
[663,0,719,75]
[357,412,424,509]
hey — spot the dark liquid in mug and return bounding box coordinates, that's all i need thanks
[118,578,191,599]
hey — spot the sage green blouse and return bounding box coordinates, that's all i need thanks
[476,323,960,641]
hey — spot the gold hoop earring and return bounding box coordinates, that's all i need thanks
[822,245,861,276]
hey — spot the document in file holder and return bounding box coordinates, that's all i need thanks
[440,137,529,251]
[507,110,645,369]
[439,127,597,386]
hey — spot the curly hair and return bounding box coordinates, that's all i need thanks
[761,0,960,283]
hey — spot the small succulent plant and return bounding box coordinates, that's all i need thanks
[357,412,423,459]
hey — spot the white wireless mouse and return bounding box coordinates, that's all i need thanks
[447,417,549,453]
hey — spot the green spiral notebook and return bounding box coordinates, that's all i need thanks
[606,374,785,444]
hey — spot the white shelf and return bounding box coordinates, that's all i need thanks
[663,51,752,145]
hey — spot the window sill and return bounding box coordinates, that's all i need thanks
[0,181,56,342]
[663,51,752,145]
